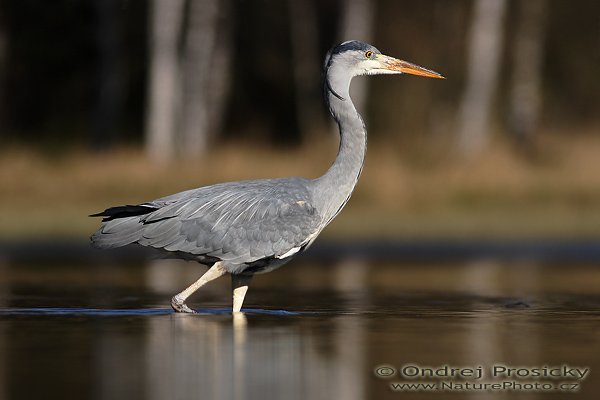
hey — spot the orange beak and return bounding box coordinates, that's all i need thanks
[378,55,445,79]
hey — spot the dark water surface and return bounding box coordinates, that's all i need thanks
[1,259,599,400]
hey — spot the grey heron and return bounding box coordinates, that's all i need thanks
[91,41,443,313]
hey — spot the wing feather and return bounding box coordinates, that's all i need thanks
[91,178,322,265]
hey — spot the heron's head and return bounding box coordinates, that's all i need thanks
[324,40,444,79]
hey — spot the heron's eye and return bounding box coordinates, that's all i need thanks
[365,51,373,59]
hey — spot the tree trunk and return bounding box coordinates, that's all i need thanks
[180,0,220,157]
[339,0,375,113]
[145,0,185,162]
[457,0,507,157]
[508,0,547,156]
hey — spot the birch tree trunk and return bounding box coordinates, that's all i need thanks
[180,0,220,157]
[457,0,507,157]
[339,0,375,112]
[145,0,185,162]
[508,0,547,155]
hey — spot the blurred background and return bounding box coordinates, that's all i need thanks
[0,0,598,240]
[1,1,600,399]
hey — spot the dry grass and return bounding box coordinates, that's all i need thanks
[1,132,600,239]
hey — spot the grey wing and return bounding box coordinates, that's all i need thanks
[93,179,322,266]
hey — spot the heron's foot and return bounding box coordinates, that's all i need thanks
[171,296,196,313]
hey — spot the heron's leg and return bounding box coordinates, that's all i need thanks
[231,274,253,313]
[171,262,227,313]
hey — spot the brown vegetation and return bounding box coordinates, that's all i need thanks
[2,128,599,240]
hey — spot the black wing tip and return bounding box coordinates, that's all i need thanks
[90,204,157,222]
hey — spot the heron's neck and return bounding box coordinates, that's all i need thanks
[314,71,366,224]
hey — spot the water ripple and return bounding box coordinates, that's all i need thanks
[0,307,307,316]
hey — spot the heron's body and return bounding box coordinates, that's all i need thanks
[91,41,443,313]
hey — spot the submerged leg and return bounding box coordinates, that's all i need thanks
[171,262,227,313]
[231,274,253,313]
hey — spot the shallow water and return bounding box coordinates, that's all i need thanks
[1,259,599,400]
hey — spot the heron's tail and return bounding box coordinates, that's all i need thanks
[90,204,157,249]
[90,204,157,222]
